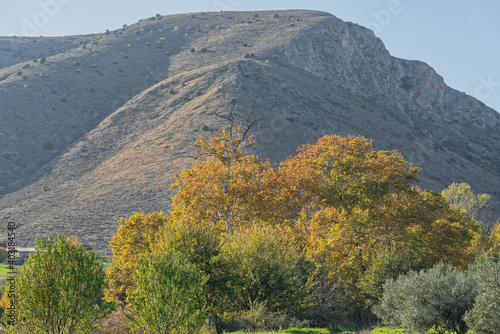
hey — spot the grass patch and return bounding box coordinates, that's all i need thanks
[373,328,407,334]
[226,328,363,334]
[0,263,18,282]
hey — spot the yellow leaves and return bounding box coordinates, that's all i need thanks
[105,212,168,303]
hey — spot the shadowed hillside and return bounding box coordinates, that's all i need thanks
[0,10,499,253]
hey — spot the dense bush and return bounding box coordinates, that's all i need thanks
[373,263,476,334]
[4,236,113,333]
[465,255,500,334]
[219,225,313,316]
[223,301,310,332]
[128,250,207,334]
[158,220,228,318]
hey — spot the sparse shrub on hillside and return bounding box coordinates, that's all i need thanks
[16,71,22,76]
[274,13,280,18]
[105,29,110,34]
[200,47,208,52]
[243,43,248,47]
[202,125,210,131]
[169,88,176,94]
[244,53,251,58]
[191,48,196,52]
[197,28,202,32]
[196,90,204,96]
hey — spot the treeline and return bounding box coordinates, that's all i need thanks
[2,111,500,333]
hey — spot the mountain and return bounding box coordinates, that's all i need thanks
[0,10,499,254]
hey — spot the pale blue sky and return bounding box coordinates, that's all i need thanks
[1,0,499,112]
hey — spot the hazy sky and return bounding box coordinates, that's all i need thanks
[1,1,499,112]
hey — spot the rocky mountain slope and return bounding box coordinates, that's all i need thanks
[0,10,499,253]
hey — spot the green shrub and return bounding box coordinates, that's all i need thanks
[128,249,207,334]
[223,301,310,332]
[158,220,229,328]
[373,263,476,334]
[357,251,428,309]
[3,236,114,333]
[465,256,500,333]
[220,225,312,316]
[0,247,7,262]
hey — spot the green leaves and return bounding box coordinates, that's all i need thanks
[441,182,491,220]
[373,263,476,334]
[464,256,500,334]
[127,250,207,334]
[5,235,114,334]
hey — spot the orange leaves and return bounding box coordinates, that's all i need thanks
[168,129,484,302]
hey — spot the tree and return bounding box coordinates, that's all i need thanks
[441,182,491,221]
[5,235,113,334]
[279,136,482,300]
[465,255,500,334]
[373,263,476,334]
[127,250,207,334]
[170,131,483,310]
[105,212,167,303]
[157,219,230,332]
[171,103,263,234]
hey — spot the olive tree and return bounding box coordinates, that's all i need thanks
[465,256,500,334]
[373,263,476,334]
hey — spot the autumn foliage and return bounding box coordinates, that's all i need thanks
[106,114,488,327]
